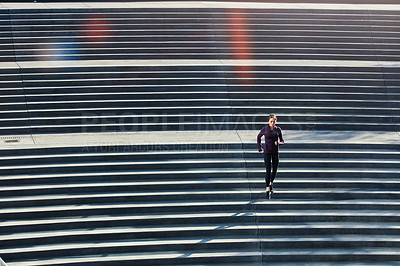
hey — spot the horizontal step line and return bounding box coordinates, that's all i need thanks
[0,149,398,161]
[1,168,399,181]
[7,92,400,96]
[6,22,400,27]
[0,106,395,112]
[0,122,395,130]
[0,158,399,170]
[7,249,400,266]
[3,177,400,191]
[2,115,399,122]
[2,209,400,227]
[5,39,400,43]
[2,236,400,255]
[1,197,399,211]
[1,198,399,215]
[1,189,400,204]
[2,222,399,242]
[21,98,400,103]
[8,47,400,52]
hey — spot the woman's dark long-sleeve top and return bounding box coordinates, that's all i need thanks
[257,126,284,154]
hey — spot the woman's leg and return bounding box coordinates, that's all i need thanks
[270,153,279,185]
[264,153,272,190]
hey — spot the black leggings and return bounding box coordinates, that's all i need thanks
[264,153,279,187]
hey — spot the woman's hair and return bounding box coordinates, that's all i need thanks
[268,113,277,121]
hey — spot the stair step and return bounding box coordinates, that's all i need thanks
[4,250,261,266]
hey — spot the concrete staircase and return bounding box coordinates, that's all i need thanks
[1,62,399,135]
[0,4,400,135]
[0,2,400,265]
[1,4,400,135]
[0,136,400,265]
[2,7,400,62]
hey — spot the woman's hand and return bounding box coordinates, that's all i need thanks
[258,148,263,152]
[275,141,278,146]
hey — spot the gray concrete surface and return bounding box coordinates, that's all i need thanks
[1,130,399,149]
[1,1,400,11]
[3,59,400,70]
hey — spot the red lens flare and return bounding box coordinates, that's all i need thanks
[228,10,253,84]
[83,15,111,44]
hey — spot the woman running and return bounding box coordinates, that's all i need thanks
[257,114,284,199]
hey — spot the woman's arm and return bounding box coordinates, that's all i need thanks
[278,127,284,145]
[257,128,264,152]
